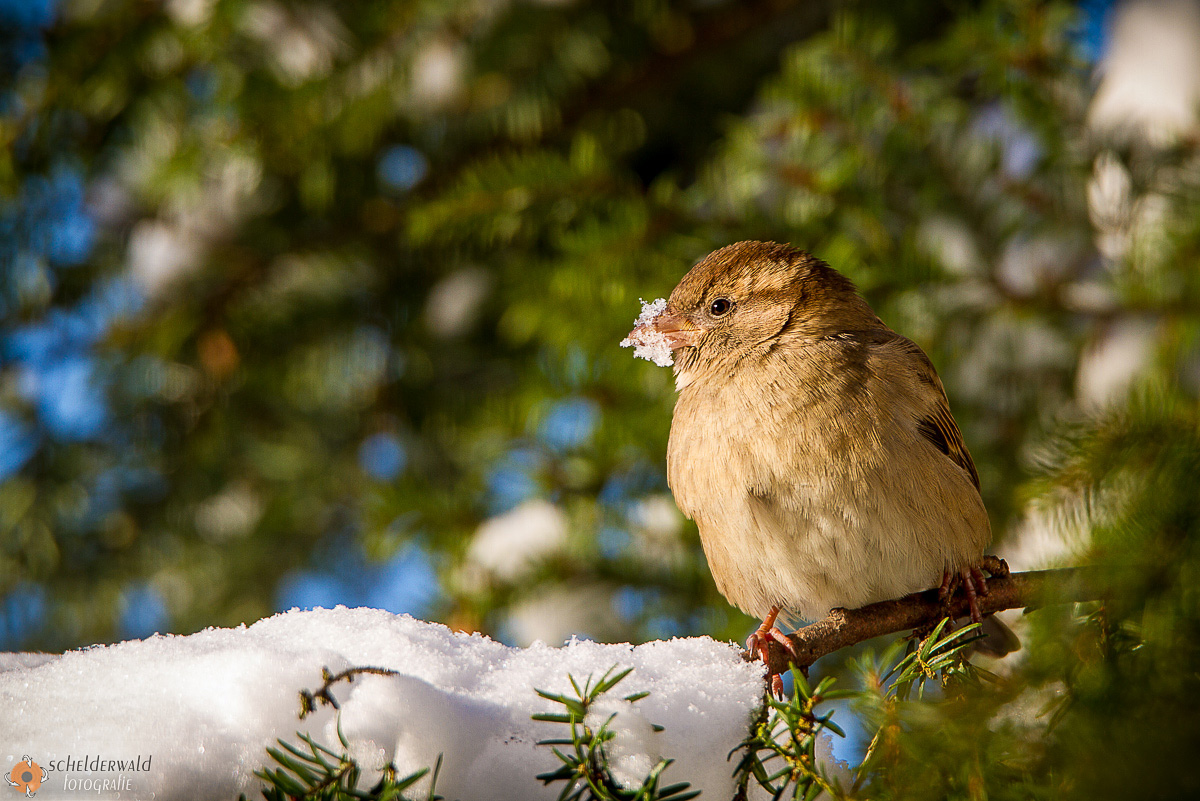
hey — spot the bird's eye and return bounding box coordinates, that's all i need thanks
[709,298,733,317]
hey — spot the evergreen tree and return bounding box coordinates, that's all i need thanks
[4,0,1200,795]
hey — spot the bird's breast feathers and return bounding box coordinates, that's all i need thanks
[665,339,989,620]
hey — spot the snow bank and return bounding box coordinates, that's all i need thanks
[1,608,765,800]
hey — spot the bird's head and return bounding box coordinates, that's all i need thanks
[626,241,880,386]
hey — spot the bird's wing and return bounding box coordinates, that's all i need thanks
[916,400,980,490]
[888,335,981,491]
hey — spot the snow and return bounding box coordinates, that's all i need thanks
[1,607,766,801]
[620,297,675,367]
[424,267,490,338]
[814,731,853,791]
[465,499,567,583]
[506,583,628,646]
[629,494,688,569]
[584,696,661,789]
[1088,0,1200,145]
[1075,318,1158,409]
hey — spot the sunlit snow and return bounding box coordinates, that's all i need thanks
[1,608,766,800]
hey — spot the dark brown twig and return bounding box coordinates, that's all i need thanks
[757,566,1108,675]
[300,665,401,718]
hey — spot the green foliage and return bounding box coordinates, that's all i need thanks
[1017,395,1200,799]
[2,0,1120,653]
[876,619,986,703]
[728,622,982,801]
[534,665,699,801]
[7,0,1200,795]
[733,670,854,801]
[253,728,440,801]
[0,0,1107,650]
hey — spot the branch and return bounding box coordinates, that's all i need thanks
[760,566,1109,675]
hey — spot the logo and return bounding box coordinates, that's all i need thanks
[4,753,152,796]
[4,757,45,797]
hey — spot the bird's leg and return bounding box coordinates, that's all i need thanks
[962,568,983,624]
[746,605,796,663]
[938,568,955,608]
[746,605,797,696]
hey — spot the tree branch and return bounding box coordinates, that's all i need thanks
[761,566,1108,675]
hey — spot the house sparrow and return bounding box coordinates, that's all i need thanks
[626,241,1009,683]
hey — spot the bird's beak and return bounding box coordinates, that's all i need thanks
[627,311,699,352]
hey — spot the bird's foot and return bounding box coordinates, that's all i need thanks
[746,620,796,665]
[746,606,797,697]
[938,556,1010,624]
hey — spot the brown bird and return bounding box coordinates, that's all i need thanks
[625,241,1009,686]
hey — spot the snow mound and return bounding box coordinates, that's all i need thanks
[1,608,765,800]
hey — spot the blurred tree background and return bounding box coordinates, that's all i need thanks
[4,0,1200,795]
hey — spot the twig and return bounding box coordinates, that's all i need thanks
[299,665,401,717]
[758,566,1108,675]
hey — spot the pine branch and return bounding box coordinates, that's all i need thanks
[760,566,1108,675]
[533,666,699,801]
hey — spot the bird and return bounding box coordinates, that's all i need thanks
[624,241,1010,687]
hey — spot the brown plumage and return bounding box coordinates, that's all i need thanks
[627,241,1009,680]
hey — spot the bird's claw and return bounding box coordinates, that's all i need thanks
[746,609,796,698]
[746,622,797,666]
[939,556,1009,624]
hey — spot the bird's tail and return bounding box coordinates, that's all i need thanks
[973,613,1021,657]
